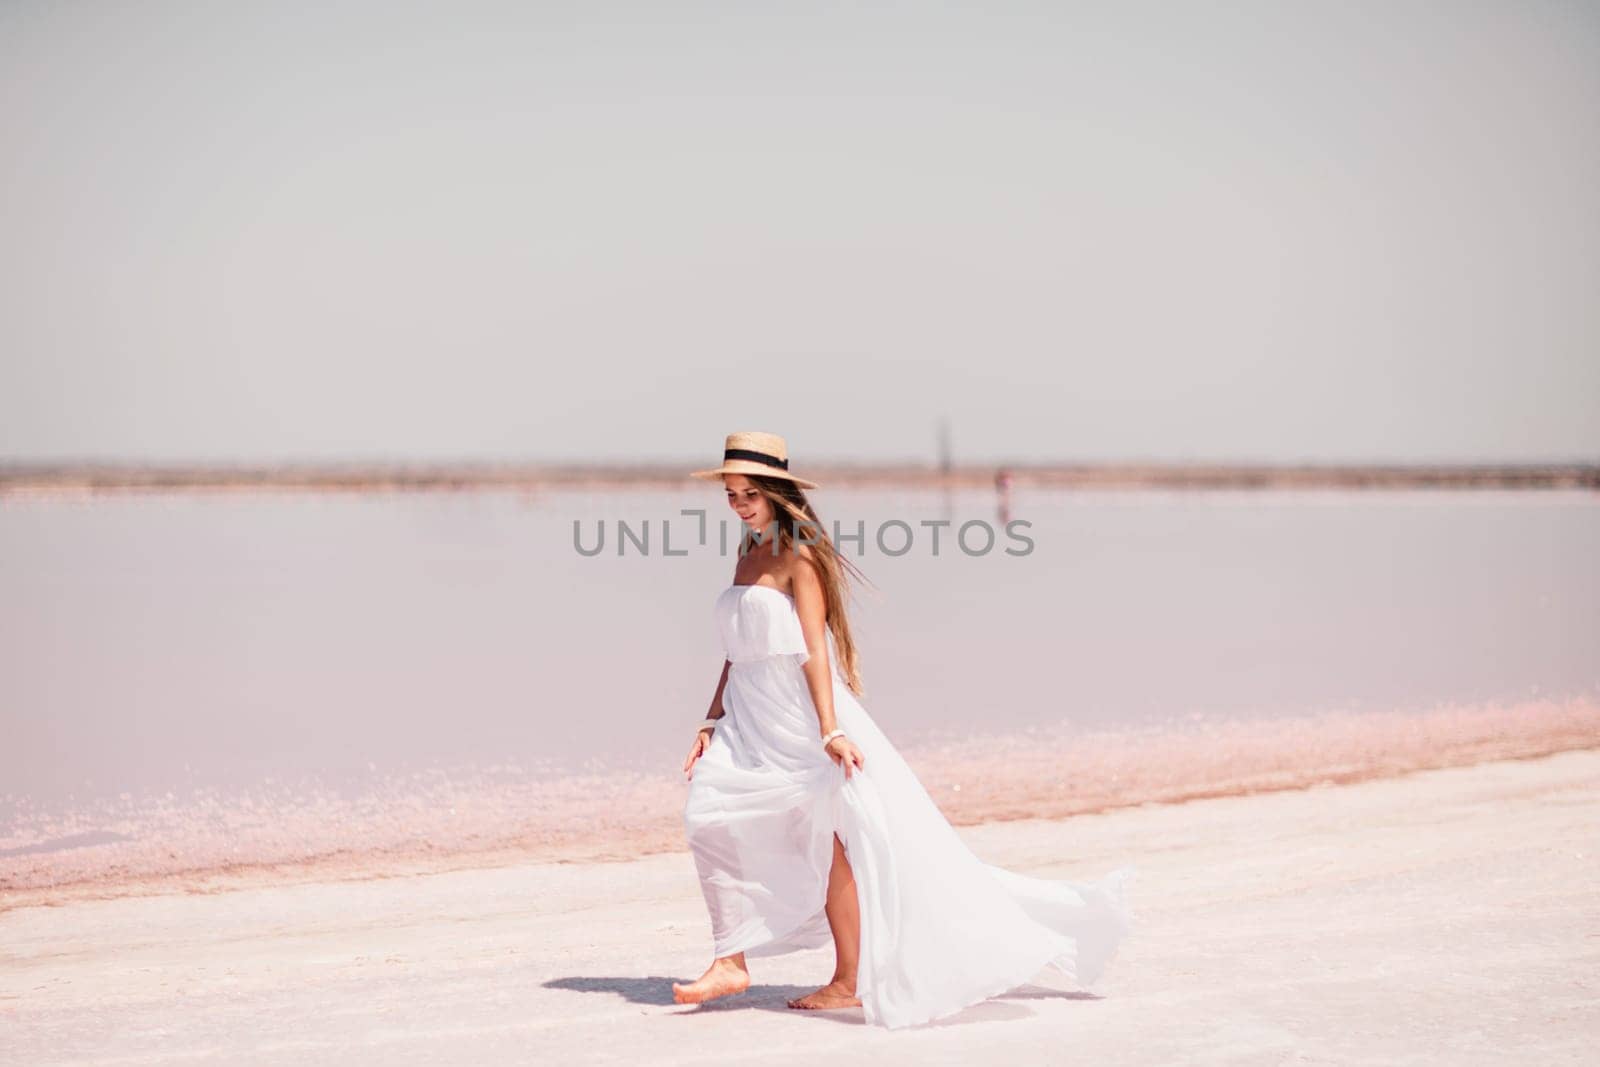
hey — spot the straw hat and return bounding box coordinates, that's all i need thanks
[689,431,819,489]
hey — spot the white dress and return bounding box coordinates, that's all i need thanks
[682,583,1136,1029]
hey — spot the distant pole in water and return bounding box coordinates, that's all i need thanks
[995,467,1013,525]
[935,415,955,519]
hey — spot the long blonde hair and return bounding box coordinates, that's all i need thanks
[739,474,872,696]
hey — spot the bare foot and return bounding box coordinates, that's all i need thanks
[787,979,862,1010]
[672,957,751,1005]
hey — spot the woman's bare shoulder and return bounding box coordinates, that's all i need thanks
[788,543,820,573]
[786,544,823,592]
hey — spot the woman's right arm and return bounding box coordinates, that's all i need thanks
[705,659,732,723]
[685,660,733,778]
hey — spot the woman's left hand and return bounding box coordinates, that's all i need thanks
[825,735,865,779]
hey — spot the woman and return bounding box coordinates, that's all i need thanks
[673,431,1135,1029]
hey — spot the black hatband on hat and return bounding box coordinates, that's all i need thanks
[723,448,789,471]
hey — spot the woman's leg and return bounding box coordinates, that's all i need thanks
[787,833,864,1009]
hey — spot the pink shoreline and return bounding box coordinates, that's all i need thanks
[2,696,1596,913]
[4,461,1598,495]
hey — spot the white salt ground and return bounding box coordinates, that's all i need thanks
[3,748,1597,1065]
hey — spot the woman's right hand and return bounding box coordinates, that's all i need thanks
[683,730,711,780]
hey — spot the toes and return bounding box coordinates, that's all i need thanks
[788,988,858,1010]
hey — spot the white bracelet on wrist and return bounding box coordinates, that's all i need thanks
[821,728,846,748]
[698,718,719,733]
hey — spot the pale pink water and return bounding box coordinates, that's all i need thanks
[2,487,1596,905]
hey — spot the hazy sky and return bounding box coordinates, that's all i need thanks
[2,0,1596,465]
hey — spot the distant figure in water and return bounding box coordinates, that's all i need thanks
[996,466,1014,525]
[672,431,1135,1029]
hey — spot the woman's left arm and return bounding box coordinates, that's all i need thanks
[791,555,838,738]
[793,555,865,778]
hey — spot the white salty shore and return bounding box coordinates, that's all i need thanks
[3,748,1597,1065]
